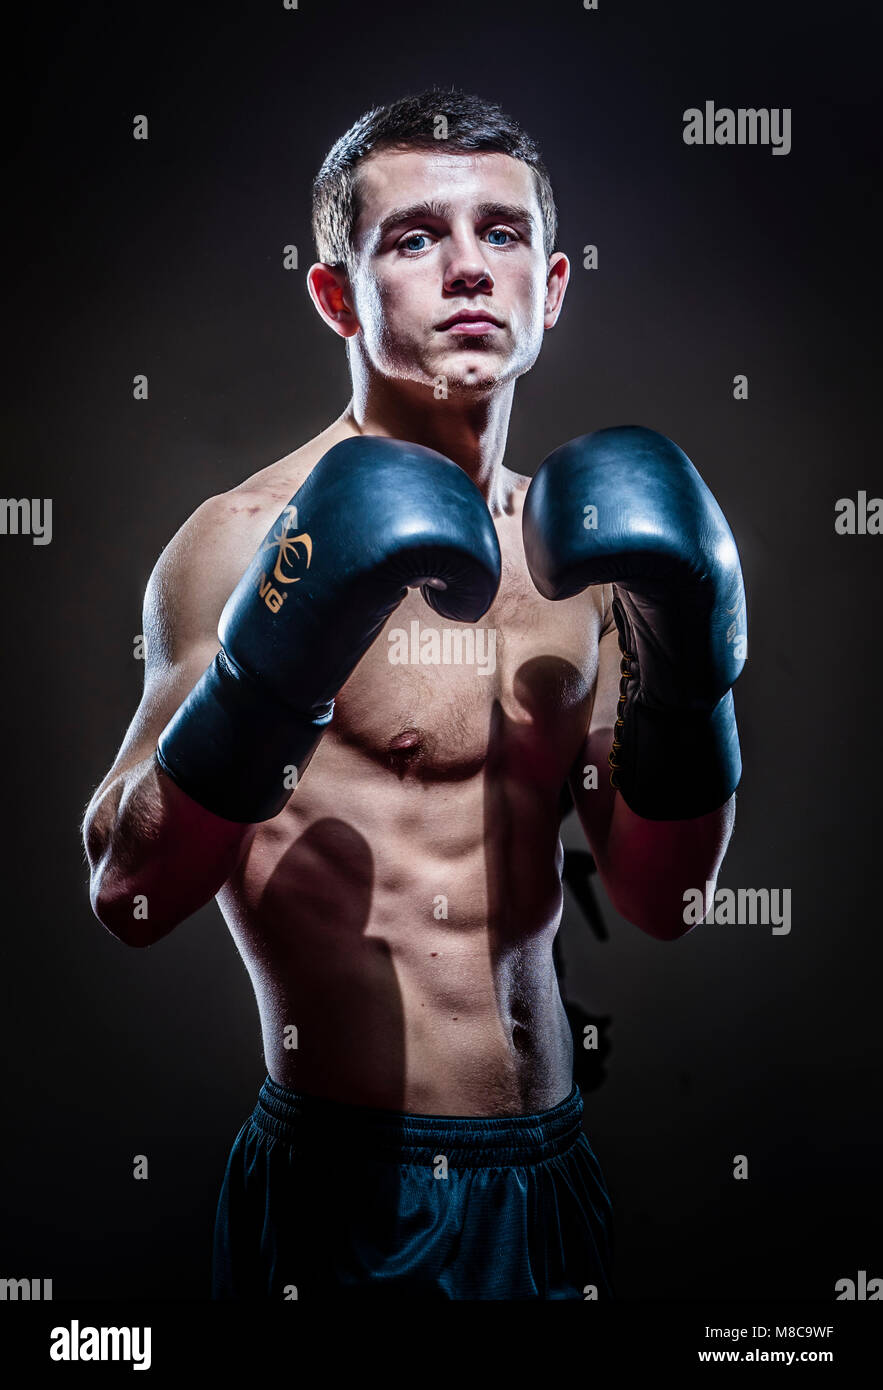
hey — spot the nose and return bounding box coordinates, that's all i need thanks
[442,229,494,295]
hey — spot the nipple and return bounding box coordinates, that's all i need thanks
[384,728,426,780]
[387,728,423,753]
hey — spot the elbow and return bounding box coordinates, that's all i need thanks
[83,797,183,947]
[89,873,176,948]
[607,884,696,942]
[620,904,695,942]
[634,913,696,943]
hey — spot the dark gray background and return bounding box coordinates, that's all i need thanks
[3,0,879,1299]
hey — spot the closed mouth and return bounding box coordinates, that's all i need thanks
[437,312,503,330]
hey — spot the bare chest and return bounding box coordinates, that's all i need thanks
[330,574,604,785]
[228,464,608,788]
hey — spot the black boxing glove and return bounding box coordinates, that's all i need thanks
[156,436,501,822]
[522,426,747,820]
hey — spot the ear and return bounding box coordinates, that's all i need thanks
[306,263,361,339]
[543,252,570,330]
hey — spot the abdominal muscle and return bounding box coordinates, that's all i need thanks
[215,732,575,1118]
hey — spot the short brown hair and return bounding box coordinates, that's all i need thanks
[311,86,558,272]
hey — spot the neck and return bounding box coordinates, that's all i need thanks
[341,366,515,514]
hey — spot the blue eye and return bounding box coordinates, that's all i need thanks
[401,233,430,252]
[487,228,513,245]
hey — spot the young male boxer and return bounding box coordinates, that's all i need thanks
[83,87,745,1300]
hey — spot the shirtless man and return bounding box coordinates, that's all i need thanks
[83,88,745,1301]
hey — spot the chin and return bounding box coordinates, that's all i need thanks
[439,354,513,390]
[443,371,502,395]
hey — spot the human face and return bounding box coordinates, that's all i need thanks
[346,147,568,394]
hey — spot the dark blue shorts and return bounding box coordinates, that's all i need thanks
[212,1075,614,1301]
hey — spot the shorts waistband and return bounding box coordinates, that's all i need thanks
[251,1076,585,1167]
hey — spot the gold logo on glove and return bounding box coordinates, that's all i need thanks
[258,505,313,612]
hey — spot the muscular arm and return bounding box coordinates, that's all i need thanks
[84,438,501,948]
[568,596,735,942]
[82,497,258,947]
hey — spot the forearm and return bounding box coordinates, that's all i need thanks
[592,787,736,941]
[84,756,254,946]
[527,425,747,935]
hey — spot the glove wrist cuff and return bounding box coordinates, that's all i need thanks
[609,656,741,819]
[156,651,333,823]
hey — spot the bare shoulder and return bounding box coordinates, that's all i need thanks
[143,421,352,665]
[228,418,353,506]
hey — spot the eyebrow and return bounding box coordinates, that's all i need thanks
[375,200,537,242]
